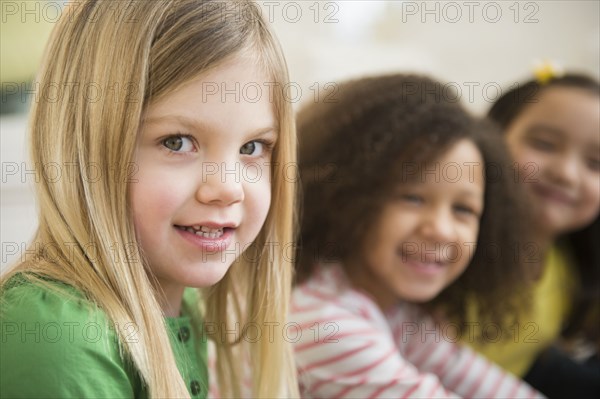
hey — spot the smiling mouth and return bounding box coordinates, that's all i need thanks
[402,257,446,276]
[531,184,576,206]
[174,225,232,239]
[405,258,445,268]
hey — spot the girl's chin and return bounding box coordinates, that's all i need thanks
[400,289,442,304]
[184,263,234,287]
[536,211,571,237]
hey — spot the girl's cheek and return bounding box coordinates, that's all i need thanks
[513,150,545,186]
[514,146,537,168]
[453,222,480,263]
[259,179,273,218]
[582,175,600,215]
[507,137,543,176]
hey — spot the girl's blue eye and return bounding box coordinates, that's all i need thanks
[240,141,264,156]
[163,135,194,152]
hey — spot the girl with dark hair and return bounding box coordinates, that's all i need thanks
[290,74,543,398]
[471,72,600,398]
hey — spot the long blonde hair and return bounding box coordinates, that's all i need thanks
[0,1,298,397]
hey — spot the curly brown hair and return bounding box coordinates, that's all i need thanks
[296,74,533,330]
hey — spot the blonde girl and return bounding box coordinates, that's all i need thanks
[0,1,298,398]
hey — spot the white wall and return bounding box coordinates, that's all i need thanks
[1,0,599,269]
[1,114,38,269]
[265,0,599,114]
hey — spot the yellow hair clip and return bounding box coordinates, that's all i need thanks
[533,60,565,85]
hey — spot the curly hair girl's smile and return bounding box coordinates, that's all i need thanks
[352,139,484,308]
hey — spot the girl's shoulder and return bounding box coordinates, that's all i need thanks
[1,272,108,326]
[0,272,142,398]
[291,264,390,331]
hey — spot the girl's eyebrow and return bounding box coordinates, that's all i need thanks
[248,127,279,140]
[142,114,278,137]
[143,114,206,129]
[457,189,484,199]
[526,124,564,137]
[527,123,600,149]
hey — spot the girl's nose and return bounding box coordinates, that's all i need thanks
[418,207,456,243]
[195,161,245,206]
[547,152,579,188]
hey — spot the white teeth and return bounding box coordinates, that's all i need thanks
[179,224,225,238]
[194,229,224,239]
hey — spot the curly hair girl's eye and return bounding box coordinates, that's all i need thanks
[401,194,424,204]
[454,204,476,216]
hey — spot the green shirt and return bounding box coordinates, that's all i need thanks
[0,274,208,398]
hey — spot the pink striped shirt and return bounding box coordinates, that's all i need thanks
[290,264,545,399]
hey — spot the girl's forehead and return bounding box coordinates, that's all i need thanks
[529,86,599,114]
[391,139,485,189]
[152,56,270,100]
[515,87,600,144]
[147,65,277,113]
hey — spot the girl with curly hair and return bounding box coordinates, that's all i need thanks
[290,74,543,398]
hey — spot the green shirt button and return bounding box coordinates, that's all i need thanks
[190,379,202,396]
[178,326,190,343]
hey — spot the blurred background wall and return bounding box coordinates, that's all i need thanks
[1,0,599,269]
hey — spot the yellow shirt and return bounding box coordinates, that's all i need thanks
[465,246,576,377]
